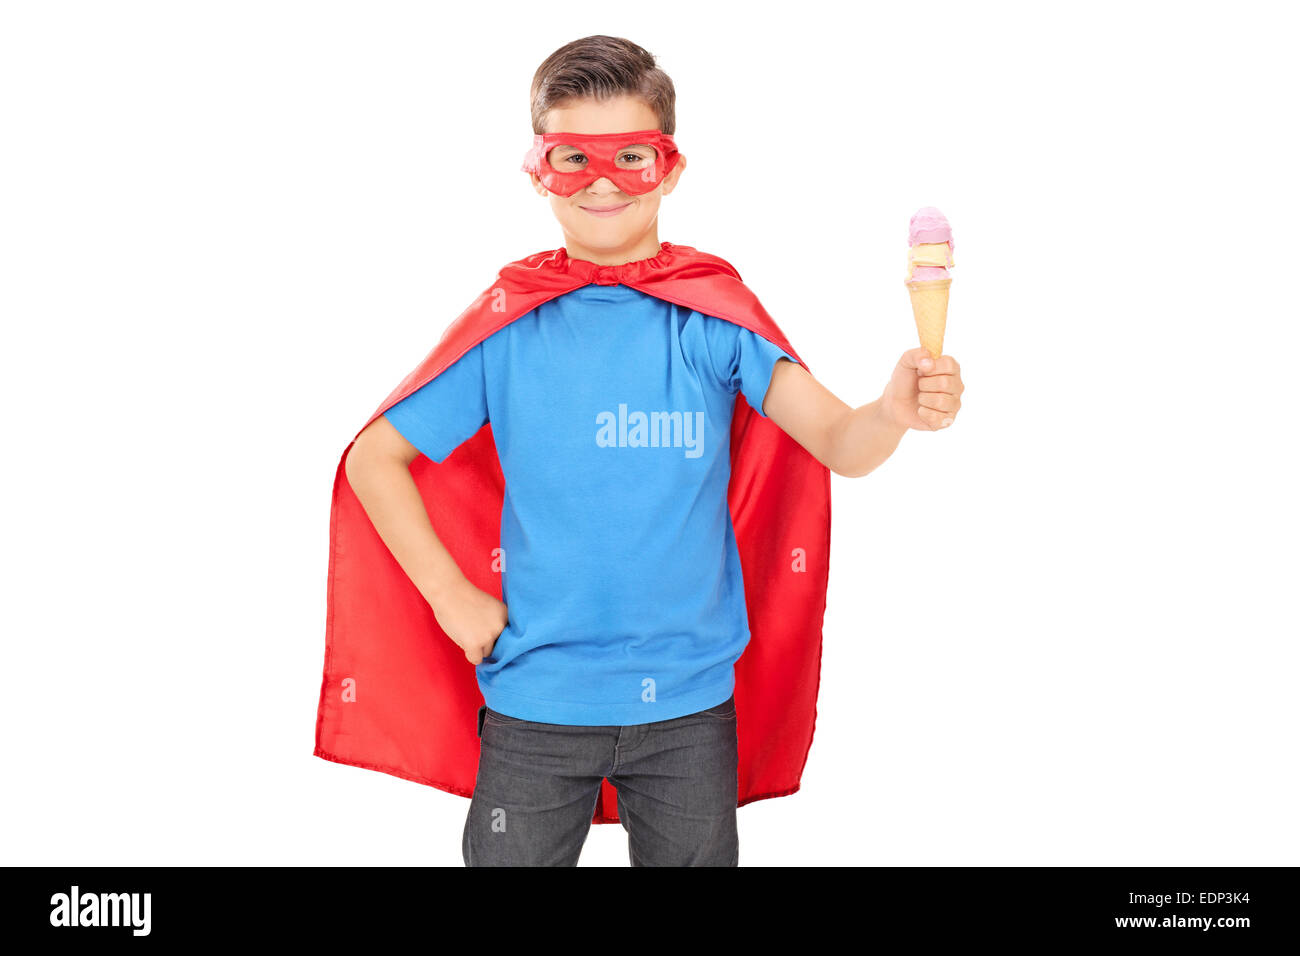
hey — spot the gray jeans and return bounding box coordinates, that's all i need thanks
[462,695,740,867]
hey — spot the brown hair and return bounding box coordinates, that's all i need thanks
[528,36,676,135]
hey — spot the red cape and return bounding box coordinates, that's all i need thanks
[313,241,831,824]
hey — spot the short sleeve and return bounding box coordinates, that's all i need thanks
[700,316,796,418]
[382,342,489,462]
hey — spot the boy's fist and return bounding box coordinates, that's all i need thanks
[428,577,509,665]
[881,347,964,432]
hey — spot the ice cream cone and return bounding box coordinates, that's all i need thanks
[907,277,950,360]
[905,207,954,359]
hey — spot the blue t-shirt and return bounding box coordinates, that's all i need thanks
[383,282,795,725]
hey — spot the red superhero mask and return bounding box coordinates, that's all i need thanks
[521,129,681,197]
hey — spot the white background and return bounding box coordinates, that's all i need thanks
[3,1,1296,866]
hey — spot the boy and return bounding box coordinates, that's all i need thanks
[314,36,964,866]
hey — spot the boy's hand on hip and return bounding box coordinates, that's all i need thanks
[428,577,508,665]
[880,347,964,432]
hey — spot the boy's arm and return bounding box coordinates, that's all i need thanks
[344,416,506,664]
[762,348,964,478]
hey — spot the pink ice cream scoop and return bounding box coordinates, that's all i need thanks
[906,206,955,283]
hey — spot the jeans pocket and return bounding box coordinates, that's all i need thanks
[700,695,737,720]
[483,706,527,727]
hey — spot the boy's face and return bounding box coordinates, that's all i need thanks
[527,95,686,260]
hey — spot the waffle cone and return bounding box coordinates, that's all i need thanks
[907,278,950,359]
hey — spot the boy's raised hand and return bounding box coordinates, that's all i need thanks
[429,577,509,665]
[880,347,964,432]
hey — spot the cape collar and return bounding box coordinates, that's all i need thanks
[553,241,680,286]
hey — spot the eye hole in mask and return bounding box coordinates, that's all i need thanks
[545,144,659,175]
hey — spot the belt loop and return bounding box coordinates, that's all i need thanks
[476,704,487,739]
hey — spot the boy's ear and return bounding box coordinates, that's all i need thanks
[660,154,687,196]
[527,172,549,197]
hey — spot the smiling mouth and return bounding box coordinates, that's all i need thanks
[579,201,632,217]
